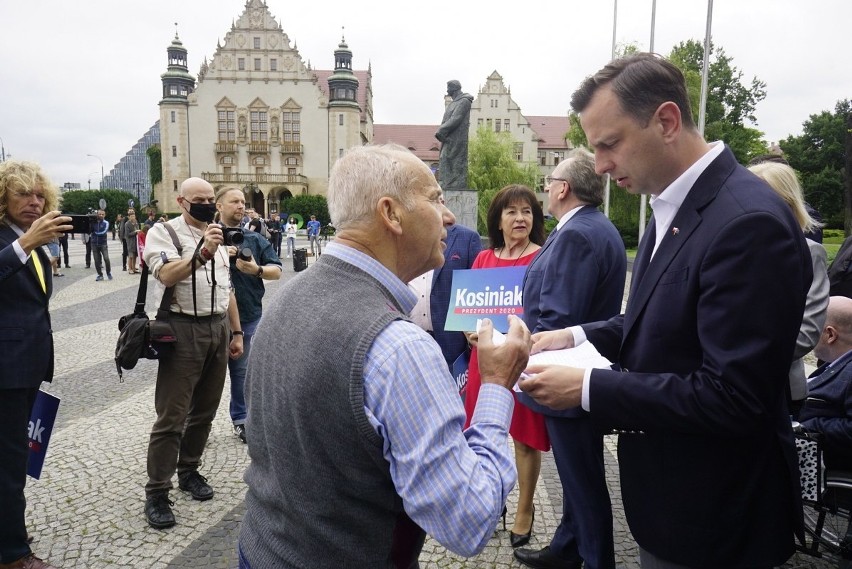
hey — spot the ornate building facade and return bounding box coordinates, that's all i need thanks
[142,1,569,215]
[154,0,372,215]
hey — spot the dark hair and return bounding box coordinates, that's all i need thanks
[571,52,695,129]
[486,184,545,249]
[747,153,789,167]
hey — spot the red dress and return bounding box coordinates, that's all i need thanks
[462,248,550,452]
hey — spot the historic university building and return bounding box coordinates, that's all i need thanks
[110,0,571,215]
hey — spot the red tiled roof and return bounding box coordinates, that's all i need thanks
[526,115,570,149]
[373,124,441,163]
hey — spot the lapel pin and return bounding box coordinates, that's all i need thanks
[671,227,680,236]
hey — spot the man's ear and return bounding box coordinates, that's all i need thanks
[378,196,403,235]
[655,101,682,142]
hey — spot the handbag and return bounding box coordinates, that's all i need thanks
[114,224,182,380]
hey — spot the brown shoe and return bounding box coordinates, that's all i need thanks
[0,553,58,569]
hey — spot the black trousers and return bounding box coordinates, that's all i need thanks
[0,387,38,564]
[58,235,69,266]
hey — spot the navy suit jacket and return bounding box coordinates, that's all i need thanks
[0,223,54,390]
[582,147,810,567]
[518,205,626,418]
[800,350,852,470]
[431,224,482,369]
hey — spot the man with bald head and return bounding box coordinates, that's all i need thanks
[799,296,852,471]
[239,144,531,568]
[142,177,244,529]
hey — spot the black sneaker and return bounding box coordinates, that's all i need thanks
[145,492,176,529]
[234,424,247,444]
[178,471,214,501]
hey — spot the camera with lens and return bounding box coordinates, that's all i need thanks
[222,227,244,246]
[62,208,98,233]
[238,248,253,262]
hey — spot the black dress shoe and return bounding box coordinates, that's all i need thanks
[178,470,214,501]
[145,492,176,529]
[514,545,582,569]
[510,506,535,548]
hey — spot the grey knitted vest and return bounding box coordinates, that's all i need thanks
[241,253,424,568]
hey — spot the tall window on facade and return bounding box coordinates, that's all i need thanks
[270,58,277,71]
[514,143,524,161]
[253,37,260,49]
[173,180,178,192]
[486,118,492,130]
[172,146,177,157]
[339,114,344,126]
[254,58,261,71]
[538,150,547,166]
[218,110,235,142]
[238,58,245,71]
[504,119,510,132]
[222,155,234,177]
[553,152,563,166]
[495,120,502,133]
[250,111,268,142]
[282,112,300,143]
[170,111,176,123]
[169,85,178,96]
[478,118,484,127]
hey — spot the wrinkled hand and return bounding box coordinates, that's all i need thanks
[476,316,530,390]
[203,224,224,255]
[518,364,584,410]
[18,211,72,254]
[464,331,478,348]
[229,335,244,359]
[531,328,575,355]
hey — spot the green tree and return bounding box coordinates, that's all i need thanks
[467,127,539,234]
[781,99,852,229]
[60,189,137,222]
[146,144,162,186]
[668,40,769,164]
[280,194,329,228]
[566,113,587,149]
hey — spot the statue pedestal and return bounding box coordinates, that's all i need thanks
[444,189,478,234]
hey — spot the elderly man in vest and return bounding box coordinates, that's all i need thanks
[239,143,531,568]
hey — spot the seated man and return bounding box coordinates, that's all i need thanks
[799,295,852,471]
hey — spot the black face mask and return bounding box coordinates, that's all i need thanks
[187,202,217,223]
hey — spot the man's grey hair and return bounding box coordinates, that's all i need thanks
[557,148,605,207]
[327,144,421,229]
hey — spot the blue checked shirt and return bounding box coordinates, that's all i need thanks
[324,243,517,556]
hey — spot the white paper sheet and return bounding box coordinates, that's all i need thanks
[477,320,612,391]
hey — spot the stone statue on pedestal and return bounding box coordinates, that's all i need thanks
[435,80,474,190]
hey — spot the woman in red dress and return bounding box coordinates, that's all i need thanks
[463,184,548,547]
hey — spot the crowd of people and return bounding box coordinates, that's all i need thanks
[1,51,851,569]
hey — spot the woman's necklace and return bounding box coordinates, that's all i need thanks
[498,239,531,266]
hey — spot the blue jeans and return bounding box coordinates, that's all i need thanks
[227,318,259,425]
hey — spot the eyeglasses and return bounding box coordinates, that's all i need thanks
[544,176,567,186]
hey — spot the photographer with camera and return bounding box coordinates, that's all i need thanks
[0,160,71,569]
[141,177,244,530]
[216,187,282,444]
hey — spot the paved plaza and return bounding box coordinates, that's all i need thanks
[26,236,834,568]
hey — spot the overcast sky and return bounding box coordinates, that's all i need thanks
[2,0,849,187]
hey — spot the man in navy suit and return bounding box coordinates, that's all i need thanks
[521,54,810,568]
[0,160,70,569]
[800,295,852,471]
[514,150,626,569]
[409,217,481,371]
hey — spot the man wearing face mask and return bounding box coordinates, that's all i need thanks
[141,177,244,530]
